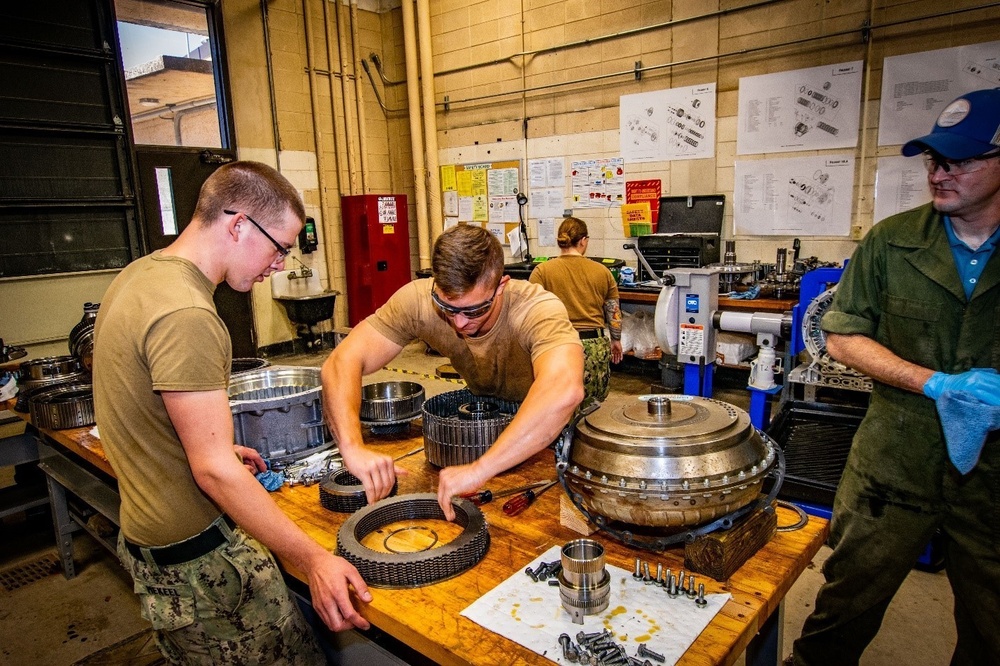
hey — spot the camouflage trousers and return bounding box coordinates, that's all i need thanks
[117,520,324,665]
[582,336,612,403]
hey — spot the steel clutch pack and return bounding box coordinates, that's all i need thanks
[556,394,784,550]
[28,383,95,430]
[337,493,490,588]
[422,388,520,467]
[319,468,398,513]
[359,381,425,435]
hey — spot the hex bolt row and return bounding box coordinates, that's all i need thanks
[637,643,666,662]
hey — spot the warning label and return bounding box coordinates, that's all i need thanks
[678,323,705,358]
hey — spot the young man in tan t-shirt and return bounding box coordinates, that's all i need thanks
[321,224,584,521]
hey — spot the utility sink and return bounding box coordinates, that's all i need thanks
[275,291,340,326]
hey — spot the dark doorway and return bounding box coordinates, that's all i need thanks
[135,148,256,357]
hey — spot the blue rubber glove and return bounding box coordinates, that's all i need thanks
[923,368,1000,406]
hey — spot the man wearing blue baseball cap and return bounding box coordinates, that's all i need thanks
[792,88,1000,664]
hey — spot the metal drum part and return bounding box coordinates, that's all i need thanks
[18,355,84,383]
[29,383,95,430]
[319,468,398,513]
[336,494,490,588]
[68,302,99,371]
[228,366,333,465]
[421,388,519,467]
[557,394,783,550]
[359,381,425,435]
[231,357,271,377]
[558,539,610,624]
[792,284,872,392]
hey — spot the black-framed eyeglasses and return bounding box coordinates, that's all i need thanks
[224,209,290,258]
[431,280,500,319]
[921,151,1000,176]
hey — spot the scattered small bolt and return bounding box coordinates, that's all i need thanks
[548,578,560,586]
[577,629,608,646]
[525,567,538,582]
[637,643,666,663]
[677,570,686,591]
[559,634,574,661]
[655,563,662,585]
[660,568,671,588]
[667,574,679,598]
[687,575,698,599]
[633,558,643,579]
[642,561,652,584]
[696,583,708,607]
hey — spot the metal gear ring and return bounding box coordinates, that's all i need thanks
[319,468,398,513]
[336,493,490,588]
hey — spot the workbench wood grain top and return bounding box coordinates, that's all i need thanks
[15,406,828,666]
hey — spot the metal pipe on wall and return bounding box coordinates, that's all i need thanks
[301,0,343,326]
[401,0,430,269]
[335,0,358,195]
[349,0,369,193]
[415,0,442,241]
[259,0,282,170]
[322,0,347,197]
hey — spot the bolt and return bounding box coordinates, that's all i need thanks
[677,570,686,591]
[667,574,679,598]
[637,643,666,663]
[524,567,538,582]
[559,634,574,661]
[687,575,698,599]
[696,583,708,607]
[548,578,560,586]
[660,568,671,588]
[642,561,652,584]
[655,563,662,585]
[633,558,642,579]
[577,629,609,646]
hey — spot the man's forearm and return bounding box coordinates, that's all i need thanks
[825,333,934,394]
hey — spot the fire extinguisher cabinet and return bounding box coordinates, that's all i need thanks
[341,194,411,326]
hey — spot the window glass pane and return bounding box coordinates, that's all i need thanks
[116,1,222,147]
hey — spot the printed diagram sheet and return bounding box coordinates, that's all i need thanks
[621,83,717,162]
[873,155,932,224]
[734,156,854,236]
[878,40,1000,147]
[737,61,863,154]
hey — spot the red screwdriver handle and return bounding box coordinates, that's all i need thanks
[502,489,536,516]
[459,489,493,506]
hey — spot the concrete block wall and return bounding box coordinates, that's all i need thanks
[427,0,997,268]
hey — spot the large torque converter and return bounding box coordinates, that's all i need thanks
[562,394,778,528]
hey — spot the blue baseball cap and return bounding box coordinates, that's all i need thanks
[901,88,1000,160]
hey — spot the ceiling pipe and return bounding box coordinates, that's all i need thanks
[334,0,358,195]
[400,0,430,270]
[416,0,442,241]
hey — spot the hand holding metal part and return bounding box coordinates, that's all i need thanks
[459,480,553,506]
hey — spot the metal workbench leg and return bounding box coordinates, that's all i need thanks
[746,601,784,666]
[45,475,77,579]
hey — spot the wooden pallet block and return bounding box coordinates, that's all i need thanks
[559,494,598,536]
[683,502,778,581]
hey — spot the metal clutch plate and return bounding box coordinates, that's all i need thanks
[565,394,778,528]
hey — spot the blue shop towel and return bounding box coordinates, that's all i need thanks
[256,469,286,491]
[728,284,761,300]
[937,390,1000,475]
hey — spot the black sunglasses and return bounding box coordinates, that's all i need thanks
[430,280,500,319]
[224,209,290,258]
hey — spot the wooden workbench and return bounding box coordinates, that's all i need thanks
[18,407,827,666]
[619,289,798,314]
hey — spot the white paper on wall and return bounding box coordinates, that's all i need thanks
[737,61,863,155]
[538,219,556,247]
[621,83,716,162]
[529,187,564,219]
[878,41,1000,147]
[734,156,855,236]
[443,190,459,217]
[873,155,933,223]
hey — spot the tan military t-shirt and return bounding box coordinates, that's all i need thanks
[93,252,231,546]
[368,278,580,402]
[529,255,619,330]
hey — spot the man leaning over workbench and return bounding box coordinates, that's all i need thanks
[321,224,585,521]
[94,161,371,664]
[792,88,1000,665]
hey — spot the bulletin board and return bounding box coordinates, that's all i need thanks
[440,160,522,245]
